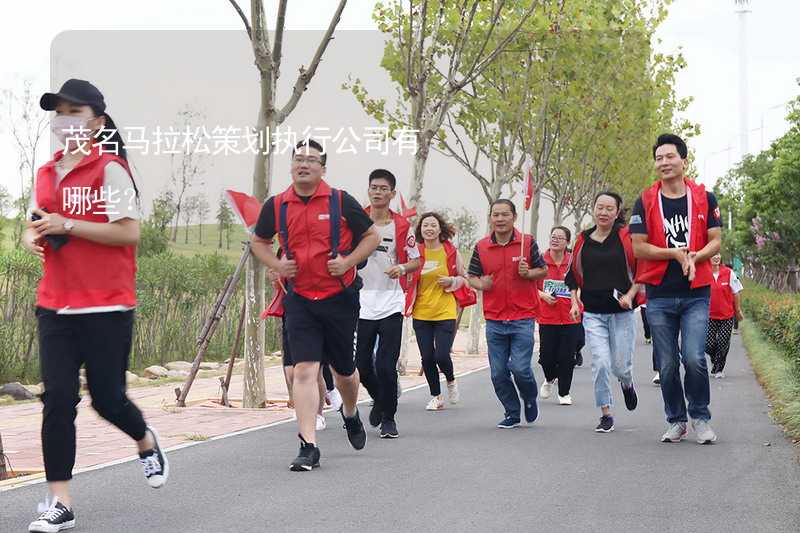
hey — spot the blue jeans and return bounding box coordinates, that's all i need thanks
[583,311,635,408]
[646,296,711,423]
[485,319,538,419]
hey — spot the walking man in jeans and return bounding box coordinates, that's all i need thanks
[468,199,547,428]
[630,133,722,444]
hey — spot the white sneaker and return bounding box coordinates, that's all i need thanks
[712,371,725,379]
[327,388,343,411]
[315,414,327,431]
[425,396,445,411]
[446,380,459,404]
[558,394,572,405]
[540,380,556,399]
[652,372,660,385]
[692,419,717,444]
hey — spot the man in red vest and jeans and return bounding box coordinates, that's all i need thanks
[630,133,722,445]
[251,139,380,471]
[468,199,547,429]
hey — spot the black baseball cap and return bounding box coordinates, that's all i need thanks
[40,79,106,113]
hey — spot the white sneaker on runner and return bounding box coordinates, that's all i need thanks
[652,372,661,385]
[540,380,556,399]
[316,414,327,431]
[558,394,572,405]
[446,380,460,404]
[327,388,343,411]
[425,396,445,411]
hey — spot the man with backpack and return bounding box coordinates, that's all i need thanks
[251,139,380,471]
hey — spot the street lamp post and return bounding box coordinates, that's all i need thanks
[735,0,751,159]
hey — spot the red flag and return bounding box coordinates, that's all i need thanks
[398,191,417,218]
[225,189,261,230]
[524,167,534,210]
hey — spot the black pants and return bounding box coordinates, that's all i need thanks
[705,318,735,373]
[641,307,651,340]
[412,319,456,397]
[356,313,403,419]
[538,323,581,396]
[37,308,147,482]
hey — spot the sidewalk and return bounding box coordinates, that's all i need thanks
[0,330,488,486]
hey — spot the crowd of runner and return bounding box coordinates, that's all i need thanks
[21,79,744,532]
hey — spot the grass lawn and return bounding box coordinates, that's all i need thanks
[168,224,250,263]
[741,319,800,443]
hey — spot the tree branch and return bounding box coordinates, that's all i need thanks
[227,0,253,40]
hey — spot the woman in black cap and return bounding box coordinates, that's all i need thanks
[22,79,168,533]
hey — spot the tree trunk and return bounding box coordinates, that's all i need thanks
[528,187,542,239]
[199,223,203,245]
[0,430,6,479]
[218,225,223,249]
[467,293,482,354]
[409,132,433,209]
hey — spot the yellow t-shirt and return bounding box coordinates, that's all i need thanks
[412,246,457,321]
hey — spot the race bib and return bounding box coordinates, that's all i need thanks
[543,279,570,299]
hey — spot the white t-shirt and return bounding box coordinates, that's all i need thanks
[714,268,744,294]
[359,221,420,320]
[31,161,141,314]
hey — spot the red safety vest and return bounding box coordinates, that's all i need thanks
[273,180,357,300]
[475,230,539,321]
[404,239,460,316]
[709,266,736,320]
[635,178,713,289]
[34,146,137,310]
[364,206,412,292]
[536,250,581,325]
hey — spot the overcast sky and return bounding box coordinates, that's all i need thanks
[1,0,797,237]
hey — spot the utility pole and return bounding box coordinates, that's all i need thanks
[735,0,751,159]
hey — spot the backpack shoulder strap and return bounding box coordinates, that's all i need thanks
[329,188,342,258]
[278,193,292,260]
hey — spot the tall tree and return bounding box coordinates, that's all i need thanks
[347,0,538,209]
[195,195,210,245]
[228,0,348,407]
[216,194,234,249]
[169,107,207,242]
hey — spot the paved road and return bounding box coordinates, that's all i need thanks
[3,331,799,532]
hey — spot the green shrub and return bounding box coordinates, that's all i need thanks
[740,279,800,375]
[0,248,280,383]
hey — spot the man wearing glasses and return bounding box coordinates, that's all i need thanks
[356,169,421,438]
[251,139,380,471]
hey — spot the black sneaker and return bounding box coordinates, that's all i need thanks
[524,398,538,423]
[341,408,367,450]
[139,426,169,488]
[575,350,583,367]
[595,415,614,433]
[28,498,75,532]
[380,418,399,438]
[621,383,638,411]
[289,434,320,471]
[496,416,521,429]
[368,402,382,428]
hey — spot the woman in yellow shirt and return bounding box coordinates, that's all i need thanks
[405,212,467,410]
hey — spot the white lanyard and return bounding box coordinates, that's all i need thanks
[658,183,692,246]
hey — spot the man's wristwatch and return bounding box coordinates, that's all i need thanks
[398,264,407,275]
[63,219,75,233]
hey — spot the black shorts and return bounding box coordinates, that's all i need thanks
[283,285,360,376]
[281,318,293,367]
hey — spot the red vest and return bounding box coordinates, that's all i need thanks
[404,240,459,316]
[536,250,581,325]
[475,230,539,321]
[364,206,412,292]
[273,180,357,300]
[35,146,137,310]
[635,178,713,289]
[709,266,736,320]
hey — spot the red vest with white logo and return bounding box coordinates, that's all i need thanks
[273,180,357,300]
[536,250,581,325]
[709,266,735,320]
[635,178,713,289]
[476,230,539,321]
[35,146,137,310]
[364,206,412,292]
